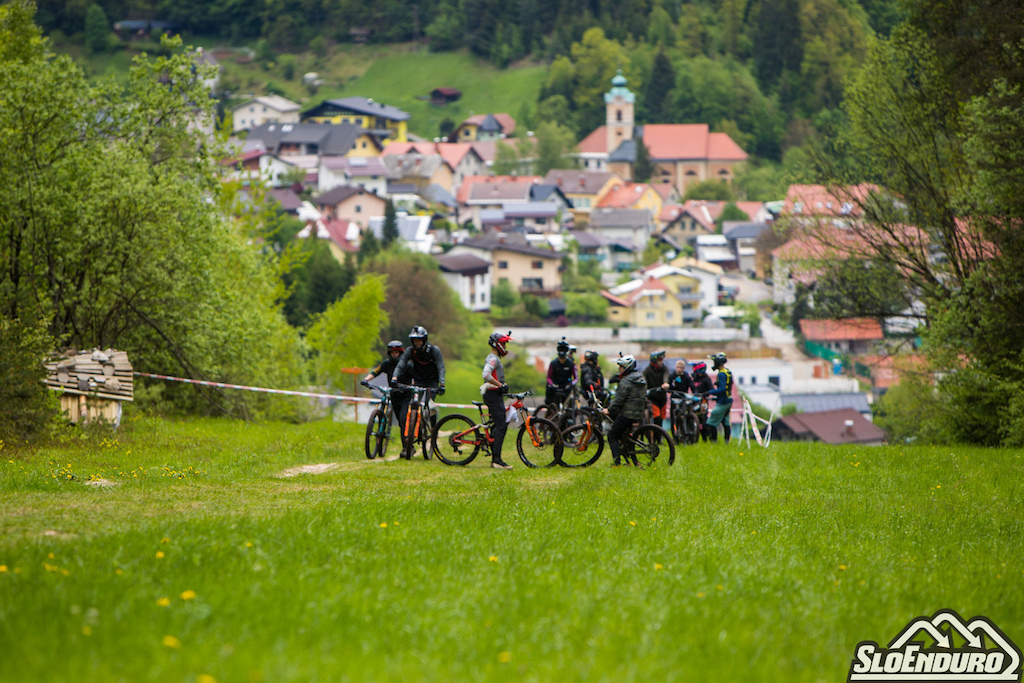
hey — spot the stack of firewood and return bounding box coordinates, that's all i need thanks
[44,349,134,402]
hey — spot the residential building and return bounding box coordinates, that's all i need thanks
[772,408,886,445]
[722,221,771,274]
[801,318,884,356]
[381,154,454,195]
[313,185,387,228]
[366,214,434,254]
[589,207,655,252]
[577,72,748,194]
[318,155,389,195]
[543,169,622,226]
[244,121,382,158]
[302,97,410,142]
[452,113,516,142]
[448,235,565,294]
[296,217,360,263]
[601,277,685,327]
[630,263,707,323]
[230,95,301,133]
[460,176,543,229]
[668,256,724,312]
[434,252,492,312]
[595,181,664,220]
[382,141,488,196]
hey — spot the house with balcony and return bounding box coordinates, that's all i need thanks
[543,169,622,227]
[601,277,686,327]
[447,235,565,295]
[434,252,492,312]
[452,113,516,142]
[318,155,389,195]
[312,185,387,228]
[302,97,410,142]
[230,95,301,133]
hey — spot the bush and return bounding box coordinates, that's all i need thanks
[0,316,61,443]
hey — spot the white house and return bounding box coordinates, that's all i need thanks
[319,156,389,195]
[259,154,319,188]
[366,214,434,254]
[434,252,492,312]
[231,95,301,133]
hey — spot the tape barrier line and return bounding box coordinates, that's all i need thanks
[133,372,477,409]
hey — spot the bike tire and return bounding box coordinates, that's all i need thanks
[633,424,676,466]
[419,406,433,460]
[533,402,559,421]
[402,406,418,460]
[683,413,700,446]
[433,414,482,466]
[516,417,562,468]
[559,422,604,468]
[364,408,389,460]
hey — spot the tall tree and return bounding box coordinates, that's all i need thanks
[633,137,654,182]
[644,48,675,123]
[306,273,389,387]
[534,120,577,176]
[382,200,400,247]
[84,3,107,53]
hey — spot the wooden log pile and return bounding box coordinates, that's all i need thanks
[44,349,134,402]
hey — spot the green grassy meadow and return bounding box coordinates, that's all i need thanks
[1,414,1022,682]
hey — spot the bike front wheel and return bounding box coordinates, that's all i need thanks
[516,417,562,468]
[364,407,389,460]
[682,413,700,445]
[633,424,676,466]
[433,414,483,466]
[559,422,604,467]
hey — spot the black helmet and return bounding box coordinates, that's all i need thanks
[387,340,404,352]
[650,350,666,363]
[584,350,599,363]
[556,338,570,356]
[709,352,727,367]
[409,326,428,344]
[488,331,514,357]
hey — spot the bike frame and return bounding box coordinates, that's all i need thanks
[395,383,435,455]
[450,392,543,449]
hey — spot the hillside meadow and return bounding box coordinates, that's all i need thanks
[1,413,1022,681]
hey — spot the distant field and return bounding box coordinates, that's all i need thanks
[65,38,546,140]
[2,414,1021,681]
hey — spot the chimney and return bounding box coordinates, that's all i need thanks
[844,419,855,436]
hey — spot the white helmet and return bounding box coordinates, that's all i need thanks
[615,354,637,373]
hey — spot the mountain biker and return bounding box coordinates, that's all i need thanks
[364,340,404,385]
[690,361,715,441]
[643,350,671,433]
[391,325,446,458]
[482,331,515,470]
[602,355,647,466]
[546,338,578,407]
[580,350,607,405]
[705,352,734,444]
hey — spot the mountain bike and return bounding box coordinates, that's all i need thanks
[560,404,675,467]
[361,381,396,460]
[433,390,563,468]
[534,382,587,430]
[394,383,437,461]
[670,390,703,446]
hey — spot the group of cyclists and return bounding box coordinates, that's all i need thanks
[363,325,735,469]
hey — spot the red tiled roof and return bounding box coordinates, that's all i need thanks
[596,182,654,209]
[801,318,884,342]
[650,182,676,201]
[458,174,542,204]
[578,127,608,155]
[707,132,749,161]
[783,184,879,217]
[777,408,886,445]
[463,113,517,135]
[580,125,748,161]
[660,203,684,222]
[602,277,671,307]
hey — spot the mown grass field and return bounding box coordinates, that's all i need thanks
[1,413,1022,682]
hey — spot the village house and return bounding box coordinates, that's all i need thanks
[630,263,710,322]
[588,207,656,256]
[381,153,454,195]
[452,113,516,142]
[382,141,488,196]
[366,214,434,254]
[244,121,382,159]
[577,72,748,195]
[434,252,492,312]
[230,95,301,133]
[313,185,387,228]
[595,181,664,221]
[801,318,884,356]
[602,277,686,327]
[318,155,389,195]
[448,235,565,294]
[772,408,886,445]
[296,217,360,263]
[543,169,622,226]
[302,96,410,142]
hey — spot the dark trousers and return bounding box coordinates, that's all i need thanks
[394,388,435,446]
[607,414,637,465]
[483,390,508,464]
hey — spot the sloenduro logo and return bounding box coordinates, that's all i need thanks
[848,609,1022,682]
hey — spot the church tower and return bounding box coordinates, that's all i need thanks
[604,70,635,155]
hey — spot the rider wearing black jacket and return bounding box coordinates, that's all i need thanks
[391,326,446,456]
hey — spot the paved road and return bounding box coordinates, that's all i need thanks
[720,273,772,304]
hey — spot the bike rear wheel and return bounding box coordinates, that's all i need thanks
[633,424,676,466]
[419,406,434,460]
[682,413,700,445]
[433,414,483,466]
[402,407,419,459]
[516,417,562,468]
[559,422,604,467]
[364,408,389,459]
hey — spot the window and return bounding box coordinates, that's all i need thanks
[531,260,543,269]
[470,293,475,304]
[534,218,544,225]
[750,377,757,384]
[262,106,267,113]
[646,312,655,321]
[497,261,508,269]
[577,198,591,208]
[616,109,623,122]
[666,311,673,320]
[522,278,543,290]
[355,205,362,213]
[361,142,367,149]
[769,376,780,387]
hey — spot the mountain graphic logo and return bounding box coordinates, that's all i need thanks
[848,609,1022,681]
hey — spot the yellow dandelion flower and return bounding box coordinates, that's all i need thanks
[497,651,512,663]
[379,522,388,528]
[716,584,724,591]
[629,521,636,526]
[156,597,171,607]
[197,675,217,683]
[48,553,54,559]
[651,517,656,521]
[654,563,663,571]
[180,590,197,601]
[393,522,399,526]
[161,537,170,544]
[697,592,706,598]
[489,555,498,562]
[115,568,124,576]
[155,551,165,559]
[839,565,847,571]
[246,542,253,548]
[61,569,69,576]
[82,626,92,636]
[162,635,182,649]
[0,565,7,573]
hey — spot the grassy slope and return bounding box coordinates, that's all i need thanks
[68,40,546,140]
[1,415,1022,681]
